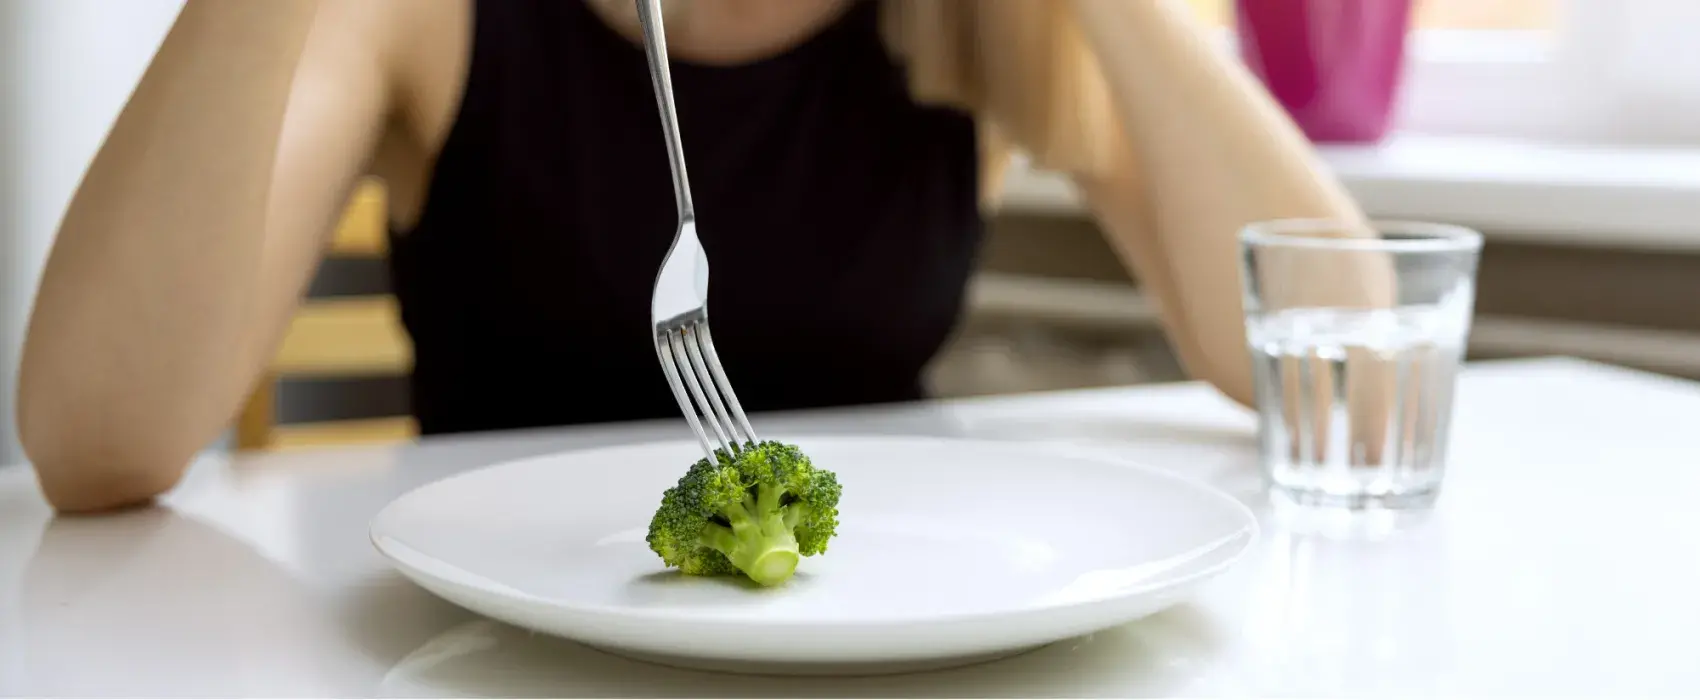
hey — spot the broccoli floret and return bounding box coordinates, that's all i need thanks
[646,440,841,586]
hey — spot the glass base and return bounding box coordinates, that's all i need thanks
[1270,483,1440,511]
[1268,484,1441,541]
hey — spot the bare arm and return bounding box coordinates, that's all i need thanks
[1066,0,1371,407]
[16,0,397,511]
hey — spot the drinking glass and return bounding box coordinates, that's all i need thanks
[1239,219,1483,509]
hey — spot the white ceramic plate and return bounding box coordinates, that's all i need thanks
[370,435,1257,674]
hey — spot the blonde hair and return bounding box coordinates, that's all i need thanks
[878,0,1120,204]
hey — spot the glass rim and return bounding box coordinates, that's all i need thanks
[1240,218,1484,253]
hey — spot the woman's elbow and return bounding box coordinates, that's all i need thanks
[1204,369,1257,410]
[1186,342,1258,410]
[18,402,192,514]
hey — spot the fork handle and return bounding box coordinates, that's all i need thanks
[635,0,695,221]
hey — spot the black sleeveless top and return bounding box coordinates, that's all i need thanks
[389,0,983,436]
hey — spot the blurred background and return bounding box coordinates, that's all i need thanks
[4,0,1699,462]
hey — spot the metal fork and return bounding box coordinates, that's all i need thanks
[636,0,758,463]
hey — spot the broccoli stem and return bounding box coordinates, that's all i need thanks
[702,484,801,586]
[783,502,808,530]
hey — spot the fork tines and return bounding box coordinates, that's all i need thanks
[655,320,758,462]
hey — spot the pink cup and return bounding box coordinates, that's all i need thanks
[1235,0,1414,143]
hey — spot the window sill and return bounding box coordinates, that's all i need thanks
[999,133,1700,253]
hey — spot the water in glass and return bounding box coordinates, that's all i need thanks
[1240,220,1482,509]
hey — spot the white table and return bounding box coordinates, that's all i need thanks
[3,357,1697,697]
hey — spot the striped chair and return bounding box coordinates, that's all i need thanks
[234,179,417,450]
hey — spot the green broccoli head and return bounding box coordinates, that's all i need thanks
[645,440,842,586]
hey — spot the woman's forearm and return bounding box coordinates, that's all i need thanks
[17,0,321,510]
[1070,0,1369,405]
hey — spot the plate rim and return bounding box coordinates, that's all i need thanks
[369,433,1260,628]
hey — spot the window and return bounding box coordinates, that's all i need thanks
[1190,0,1700,144]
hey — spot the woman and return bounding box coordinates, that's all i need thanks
[17,0,1362,512]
